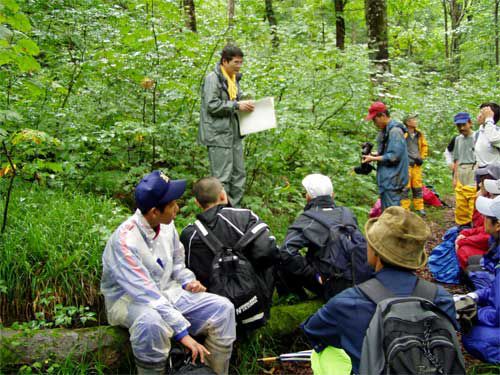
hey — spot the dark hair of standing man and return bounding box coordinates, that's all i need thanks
[220,44,244,64]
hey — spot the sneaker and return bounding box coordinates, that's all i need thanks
[417,209,426,216]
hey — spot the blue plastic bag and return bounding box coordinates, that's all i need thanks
[428,227,460,284]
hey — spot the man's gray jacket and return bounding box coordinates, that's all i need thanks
[198,63,242,148]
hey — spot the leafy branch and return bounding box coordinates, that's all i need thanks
[317,75,354,130]
[1,141,17,234]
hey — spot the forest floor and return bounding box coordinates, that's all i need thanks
[263,197,494,375]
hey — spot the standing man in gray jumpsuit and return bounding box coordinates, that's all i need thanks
[199,44,254,206]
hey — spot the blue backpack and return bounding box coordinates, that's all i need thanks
[303,207,373,299]
[428,226,460,284]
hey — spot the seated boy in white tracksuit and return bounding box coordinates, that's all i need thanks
[101,171,236,375]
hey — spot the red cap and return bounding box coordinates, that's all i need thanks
[365,101,387,121]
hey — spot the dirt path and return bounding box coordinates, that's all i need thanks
[416,198,484,370]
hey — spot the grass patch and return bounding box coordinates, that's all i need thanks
[467,364,500,375]
[0,182,128,324]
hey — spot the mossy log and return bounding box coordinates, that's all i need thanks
[0,325,132,370]
[263,299,322,336]
[0,300,322,370]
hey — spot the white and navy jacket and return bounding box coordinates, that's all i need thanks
[101,209,195,337]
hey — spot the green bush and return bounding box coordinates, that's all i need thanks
[0,182,127,324]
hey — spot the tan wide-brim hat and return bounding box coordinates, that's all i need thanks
[364,206,430,270]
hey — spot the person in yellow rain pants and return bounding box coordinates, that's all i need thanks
[401,114,428,215]
[452,112,477,228]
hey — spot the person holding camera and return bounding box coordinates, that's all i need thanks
[401,114,428,216]
[362,102,409,211]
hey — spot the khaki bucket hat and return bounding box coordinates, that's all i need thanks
[364,206,430,270]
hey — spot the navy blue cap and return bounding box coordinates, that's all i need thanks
[135,171,186,213]
[454,112,471,124]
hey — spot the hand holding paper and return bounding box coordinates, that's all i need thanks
[238,100,255,112]
[239,97,277,136]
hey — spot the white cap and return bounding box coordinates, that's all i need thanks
[484,179,500,195]
[476,195,500,219]
[302,174,333,198]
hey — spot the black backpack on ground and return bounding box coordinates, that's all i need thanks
[167,342,216,375]
[358,278,466,375]
[302,207,373,299]
[193,220,269,333]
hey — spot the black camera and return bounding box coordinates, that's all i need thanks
[361,142,373,156]
[354,142,375,175]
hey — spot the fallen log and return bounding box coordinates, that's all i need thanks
[0,325,132,371]
[266,299,321,333]
[0,300,322,371]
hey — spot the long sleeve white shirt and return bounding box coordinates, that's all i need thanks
[475,118,500,167]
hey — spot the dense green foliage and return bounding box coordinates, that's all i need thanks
[0,182,127,323]
[0,0,499,372]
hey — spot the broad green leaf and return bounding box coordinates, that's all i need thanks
[0,50,13,66]
[15,54,40,72]
[34,160,64,173]
[7,12,31,32]
[23,79,44,97]
[16,39,39,56]
[0,0,20,12]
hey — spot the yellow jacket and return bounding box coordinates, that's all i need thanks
[405,128,428,159]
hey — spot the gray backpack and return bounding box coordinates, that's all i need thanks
[358,278,465,375]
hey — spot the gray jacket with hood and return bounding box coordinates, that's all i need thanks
[198,63,243,148]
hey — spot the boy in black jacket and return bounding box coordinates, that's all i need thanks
[180,177,276,316]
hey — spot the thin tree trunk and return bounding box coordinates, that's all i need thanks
[228,0,235,27]
[495,0,499,66]
[364,0,390,76]
[449,0,462,69]
[448,0,472,77]
[1,141,16,234]
[335,0,346,50]
[264,0,279,48]
[183,0,197,32]
[442,0,449,59]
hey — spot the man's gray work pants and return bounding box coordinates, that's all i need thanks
[208,141,245,206]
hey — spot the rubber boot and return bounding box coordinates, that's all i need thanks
[135,358,166,375]
[203,339,232,375]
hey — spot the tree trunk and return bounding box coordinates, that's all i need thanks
[335,0,346,50]
[183,0,197,32]
[495,0,499,66]
[364,0,390,76]
[264,0,279,48]
[442,0,449,59]
[228,0,235,27]
[449,0,463,71]
[448,0,474,76]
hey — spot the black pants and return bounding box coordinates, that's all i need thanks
[275,268,352,301]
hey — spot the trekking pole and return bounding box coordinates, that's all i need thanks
[258,350,312,363]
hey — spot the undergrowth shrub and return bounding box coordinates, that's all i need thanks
[0,182,127,324]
